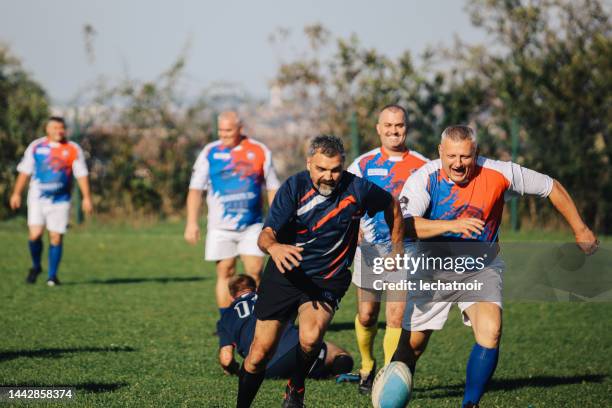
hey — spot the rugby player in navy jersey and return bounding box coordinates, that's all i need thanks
[217,274,354,379]
[235,135,405,408]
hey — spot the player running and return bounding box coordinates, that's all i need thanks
[347,104,428,393]
[10,116,93,286]
[235,135,404,408]
[217,274,354,379]
[184,111,280,313]
[393,125,598,407]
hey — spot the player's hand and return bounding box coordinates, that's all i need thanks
[574,227,599,255]
[9,194,21,210]
[447,218,484,238]
[184,223,200,245]
[268,243,303,273]
[81,197,93,215]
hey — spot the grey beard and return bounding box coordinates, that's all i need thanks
[318,183,335,196]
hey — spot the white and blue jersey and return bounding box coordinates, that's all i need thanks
[189,137,280,231]
[348,148,428,244]
[17,137,89,203]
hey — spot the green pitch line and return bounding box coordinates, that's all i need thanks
[0,220,610,407]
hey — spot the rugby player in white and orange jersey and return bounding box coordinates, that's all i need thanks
[347,104,428,393]
[10,116,93,286]
[393,125,598,408]
[184,111,280,313]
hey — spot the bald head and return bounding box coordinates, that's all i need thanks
[217,111,243,147]
[378,104,407,124]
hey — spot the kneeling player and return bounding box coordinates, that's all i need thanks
[217,275,354,379]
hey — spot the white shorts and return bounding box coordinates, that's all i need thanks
[205,223,265,261]
[352,244,412,289]
[27,198,71,234]
[402,258,504,331]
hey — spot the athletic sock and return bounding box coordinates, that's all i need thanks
[28,239,43,270]
[462,343,499,407]
[383,326,402,365]
[289,344,320,391]
[48,243,63,280]
[355,314,378,374]
[237,364,265,408]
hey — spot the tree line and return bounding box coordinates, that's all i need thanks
[1,0,610,232]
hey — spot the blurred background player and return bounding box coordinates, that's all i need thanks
[235,135,404,408]
[217,274,354,379]
[347,104,428,394]
[184,111,280,314]
[9,116,93,286]
[394,125,598,408]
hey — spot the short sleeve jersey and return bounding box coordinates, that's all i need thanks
[217,292,299,366]
[17,137,89,203]
[189,136,280,231]
[348,148,428,244]
[399,157,553,242]
[264,170,393,280]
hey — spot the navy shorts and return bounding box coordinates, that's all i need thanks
[255,261,351,321]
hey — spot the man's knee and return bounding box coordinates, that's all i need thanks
[299,330,324,354]
[475,321,502,348]
[28,228,44,241]
[245,342,274,372]
[385,303,405,328]
[216,259,236,278]
[357,303,380,327]
[48,232,62,246]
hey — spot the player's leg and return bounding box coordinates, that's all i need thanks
[238,319,285,408]
[392,300,452,373]
[355,289,380,393]
[286,300,335,403]
[26,198,45,283]
[26,225,45,282]
[383,293,406,365]
[237,223,265,286]
[391,329,432,374]
[205,228,240,311]
[239,255,263,286]
[45,202,69,286]
[460,302,502,408]
[215,258,236,310]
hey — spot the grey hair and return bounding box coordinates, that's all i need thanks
[308,135,345,160]
[218,111,242,127]
[440,125,477,147]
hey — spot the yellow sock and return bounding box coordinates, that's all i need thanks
[355,315,377,374]
[383,326,402,365]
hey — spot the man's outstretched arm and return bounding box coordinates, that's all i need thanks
[548,179,598,254]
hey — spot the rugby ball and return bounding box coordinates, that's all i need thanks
[371,362,413,408]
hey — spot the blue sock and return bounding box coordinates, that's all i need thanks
[48,244,63,280]
[463,343,499,407]
[28,239,43,270]
[219,307,229,316]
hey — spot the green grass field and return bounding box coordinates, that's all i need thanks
[1,219,611,407]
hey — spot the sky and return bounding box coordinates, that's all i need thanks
[0,0,486,104]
